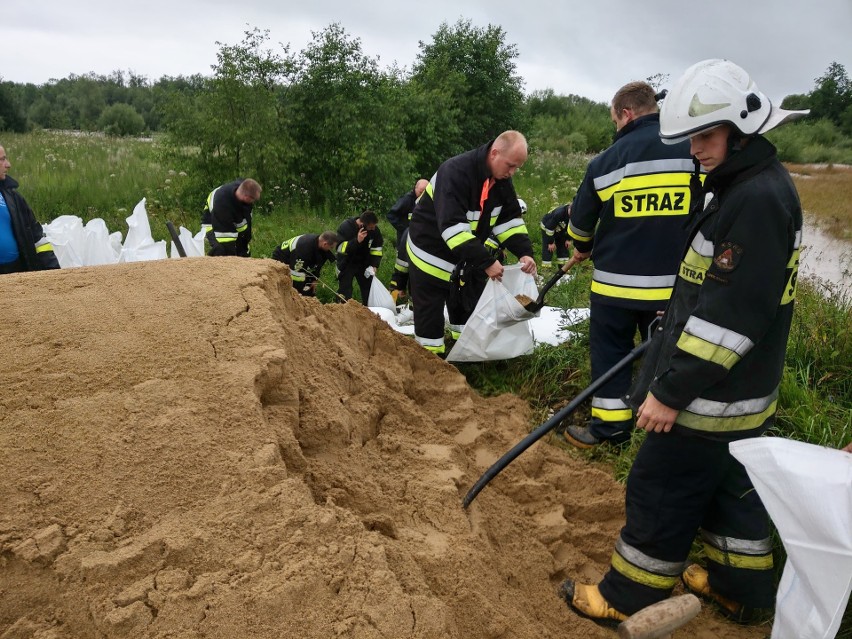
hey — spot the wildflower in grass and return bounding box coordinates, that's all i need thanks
[178,171,187,177]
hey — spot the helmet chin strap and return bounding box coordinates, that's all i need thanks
[727,132,744,155]
[687,156,704,221]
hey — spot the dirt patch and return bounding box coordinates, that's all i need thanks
[0,258,768,638]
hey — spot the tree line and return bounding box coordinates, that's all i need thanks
[1,20,850,211]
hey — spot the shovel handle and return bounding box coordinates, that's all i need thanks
[166,221,187,258]
[462,338,650,508]
[532,254,581,307]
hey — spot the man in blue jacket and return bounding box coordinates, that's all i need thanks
[0,144,60,274]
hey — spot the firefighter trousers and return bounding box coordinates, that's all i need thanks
[337,264,373,304]
[541,230,569,265]
[409,260,451,353]
[599,429,774,614]
[588,302,658,441]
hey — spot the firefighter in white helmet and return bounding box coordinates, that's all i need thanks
[560,59,808,625]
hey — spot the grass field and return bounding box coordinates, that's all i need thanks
[5,130,852,632]
[787,163,852,240]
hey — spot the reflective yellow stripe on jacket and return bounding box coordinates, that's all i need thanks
[407,236,454,282]
[590,269,676,302]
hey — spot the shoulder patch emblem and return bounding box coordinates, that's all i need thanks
[713,242,743,272]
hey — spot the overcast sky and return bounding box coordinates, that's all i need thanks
[6,1,851,104]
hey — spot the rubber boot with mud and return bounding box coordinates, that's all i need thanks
[682,563,769,624]
[558,579,628,627]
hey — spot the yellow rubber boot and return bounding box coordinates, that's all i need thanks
[559,579,628,626]
[682,564,757,622]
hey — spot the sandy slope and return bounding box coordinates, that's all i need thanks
[0,258,767,638]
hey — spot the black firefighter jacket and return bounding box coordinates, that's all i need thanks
[628,136,803,440]
[407,139,533,282]
[0,176,60,271]
[567,114,696,310]
[336,218,383,271]
[386,189,417,233]
[540,204,571,237]
[271,233,335,287]
[202,179,253,253]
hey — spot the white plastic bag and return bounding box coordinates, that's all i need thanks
[43,215,86,268]
[119,198,167,263]
[446,264,538,362]
[367,275,396,313]
[729,438,852,639]
[83,218,121,266]
[169,226,206,258]
[43,215,123,268]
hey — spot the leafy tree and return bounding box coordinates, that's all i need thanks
[809,62,852,132]
[410,19,527,159]
[525,90,611,153]
[288,23,413,209]
[0,80,28,132]
[645,73,670,91]
[398,80,460,178]
[161,28,297,194]
[780,93,811,111]
[28,95,73,130]
[99,103,146,136]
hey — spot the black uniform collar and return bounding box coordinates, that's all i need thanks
[475,139,496,182]
[0,176,20,190]
[704,136,777,192]
[614,113,660,143]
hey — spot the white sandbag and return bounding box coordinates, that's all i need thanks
[83,218,121,265]
[446,264,538,362]
[368,306,416,335]
[368,306,396,324]
[43,215,86,268]
[119,198,167,263]
[169,226,206,259]
[729,438,852,639]
[367,275,396,313]
[396,306,414,326]
[44,216,123,268]
[528,307,590,346]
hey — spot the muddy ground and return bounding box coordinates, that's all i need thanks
[0,258,769,638]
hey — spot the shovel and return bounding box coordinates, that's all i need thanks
[166,221,187,258]
[517,254,581,313]
[462,319,660,509]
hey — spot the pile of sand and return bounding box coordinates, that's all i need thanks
[0,258,765,638]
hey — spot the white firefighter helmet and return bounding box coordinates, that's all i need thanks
[517,198,527,215]
[659,59,809,144]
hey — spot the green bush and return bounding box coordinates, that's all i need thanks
[767,119,852,163]
[98,103,146,137]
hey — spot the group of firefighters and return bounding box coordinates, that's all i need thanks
[140,58,815,628]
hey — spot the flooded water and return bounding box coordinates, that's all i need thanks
[799,217,851,300]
